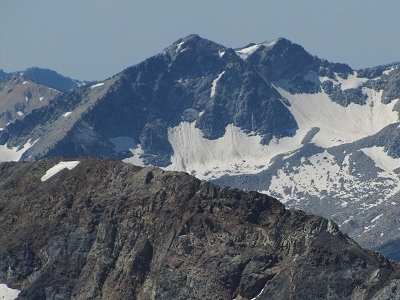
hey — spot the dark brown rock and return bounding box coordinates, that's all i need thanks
[0,158,398,299]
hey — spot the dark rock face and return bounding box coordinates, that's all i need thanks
[322,80,368,106]
[3,35,395,165]
[2,35,300,162]
[0,158,399,299]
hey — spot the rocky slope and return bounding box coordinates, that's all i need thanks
[0,158,399,299]
[0,75,61,128]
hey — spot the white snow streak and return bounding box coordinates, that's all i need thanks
[90,82,104,89]
[235,44,260,60]
[176,41,185,52]
[41,161,80,182]
[210,71,225,97]
[63,112,72,117]
[371,214,383,223]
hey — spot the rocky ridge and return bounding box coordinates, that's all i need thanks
[0,158,399,299]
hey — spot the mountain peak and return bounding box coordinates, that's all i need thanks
[166,34,225,56]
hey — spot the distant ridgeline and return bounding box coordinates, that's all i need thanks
[0,67,91,92]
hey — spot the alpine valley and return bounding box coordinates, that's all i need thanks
[1,34,400,266]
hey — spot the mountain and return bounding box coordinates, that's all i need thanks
[0,67,87,92]
[0,158,399,299]
[0,69,9,81]
[22,67,87,92]
[0,75,61,129]
[1,34,400,261]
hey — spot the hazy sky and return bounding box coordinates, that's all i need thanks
[1,1,400,81]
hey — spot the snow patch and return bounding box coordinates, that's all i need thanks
[262,39,279,48]
[22,81,29,84]
[235,39,278,60]
[210,71,225,97]
[334,72,368,90]
[63,112,72,117]
[383,66,397,76]
[0,139,38,162]
[90,82,104,89]
[218,50,225,57]
[0,284,20,300]
[165,122,303,180]
[122,144,145,166]
[39,96,44,101]
[276,87,399,148]
[361,146,400,173]
[235,44,260,60]
[176,41,185,52]
[41,161,80,182]
[16,111,24,116]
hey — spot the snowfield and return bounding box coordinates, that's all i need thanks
[164,84,399,182]
[0,284,20,300]
[0,139,38,162]
[361,146,400,173]
[277,87,399,148]
[165,122,303,180]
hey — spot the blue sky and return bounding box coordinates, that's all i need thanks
[1,1,400,81]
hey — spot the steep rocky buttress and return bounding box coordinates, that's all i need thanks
[0,158,399,299]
